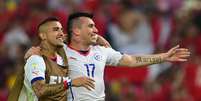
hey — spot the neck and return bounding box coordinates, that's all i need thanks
[69,40,90,51]
[40,42,57,57]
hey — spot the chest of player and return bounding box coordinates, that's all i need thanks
[43,57,68,84]
[68,51,107,77]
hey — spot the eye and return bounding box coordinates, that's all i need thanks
[52,27,63,32]
[53,27,59,31]
[61,28,64,31]
[88,24,94,28]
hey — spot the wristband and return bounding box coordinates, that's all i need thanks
[63,80,68,89]
[63,77,72,89]
[64,77,74,100]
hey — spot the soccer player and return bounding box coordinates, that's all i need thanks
[24,12,190,101]
[8,17,95,101]
[64,12,190,101]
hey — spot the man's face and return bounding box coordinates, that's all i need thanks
[79,17,98,45]
[45,21,64,47]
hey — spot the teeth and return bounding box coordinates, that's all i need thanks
[57,38,63,41]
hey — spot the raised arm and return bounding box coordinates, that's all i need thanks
[118,45,190,67]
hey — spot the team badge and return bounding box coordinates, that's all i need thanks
[94,53,102,61]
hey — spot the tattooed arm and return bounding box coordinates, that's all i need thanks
[32,76,95,98]
[31,77,95,98]
[118,45,190,67]
[32,80,65,98]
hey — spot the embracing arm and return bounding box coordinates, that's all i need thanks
[32,80,65,98]
[118,45,190,67]
[32,77,95,98]
[96,35,111,47]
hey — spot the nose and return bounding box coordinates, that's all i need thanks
[58,29,64,36]
[94,27,98,33]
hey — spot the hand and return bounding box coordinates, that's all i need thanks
[24,46,41,60]
[96,35,111,48]
[72,77,95,91]
[163,45,190,62]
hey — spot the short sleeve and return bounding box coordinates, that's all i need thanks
[105,47,123,66]
[24,55,46,84]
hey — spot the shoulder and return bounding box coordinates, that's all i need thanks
[92,45,119,52]
[24,55,46,71]
[91,45,108,50]
[25,55,45,67]
[26,55,44,63]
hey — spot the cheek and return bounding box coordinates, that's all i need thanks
[47,34,56,41]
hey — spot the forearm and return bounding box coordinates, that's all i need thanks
[133,54,166,66]
[32,80,66,98]
[118,53,167,67]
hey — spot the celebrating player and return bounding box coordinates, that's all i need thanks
[24,12,190,101]
[8,17,95,101]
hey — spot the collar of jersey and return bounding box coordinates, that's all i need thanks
[67,44,91,56]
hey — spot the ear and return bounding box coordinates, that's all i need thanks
[39,33,46,40]
[72,27,80,36]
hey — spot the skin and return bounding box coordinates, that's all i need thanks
[31,21,95,98]
[26,16,190,98]
[69,17,190,67]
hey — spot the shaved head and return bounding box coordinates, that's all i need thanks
[38,17,59,33]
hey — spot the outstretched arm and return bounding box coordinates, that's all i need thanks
[117,45,190,67]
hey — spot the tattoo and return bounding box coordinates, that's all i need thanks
[136,57,142,63]
[32,80,65,98]
[136,57,162,64]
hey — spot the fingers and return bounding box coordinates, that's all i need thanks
[175,48,189,52]
[82,78,95,90]
[172,45,180,51]
[24,46,41,60]
[177,58,188,62]
[30,47,41,54]
[82,84,92,91]
[168,45,180,55]
[176,51,190,55]
[83,78,95,90]
[167,45,191,62]
[73,77,95,91]
[105,42,111,48]
[175,48,190,58]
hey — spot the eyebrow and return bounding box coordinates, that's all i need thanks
[52,27,63,31]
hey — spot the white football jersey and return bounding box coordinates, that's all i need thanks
[19,55,64,101]
[64,44,123,101]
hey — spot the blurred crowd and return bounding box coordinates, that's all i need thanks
[0,0,201,101]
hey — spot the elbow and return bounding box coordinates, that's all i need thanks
[32,85,47,98]
[34,90,46,98]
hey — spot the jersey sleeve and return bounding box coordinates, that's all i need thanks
[24,55,46,85]
[105,47,123,66]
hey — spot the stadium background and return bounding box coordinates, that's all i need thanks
[0,0,201,100]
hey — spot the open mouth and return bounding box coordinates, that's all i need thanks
[57,37,64,42]
[91,34,98,38]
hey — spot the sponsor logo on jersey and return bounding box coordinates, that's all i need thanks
[49,76,69,84]
[31,63,38,69]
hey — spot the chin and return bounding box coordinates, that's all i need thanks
[56,43,64,48]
